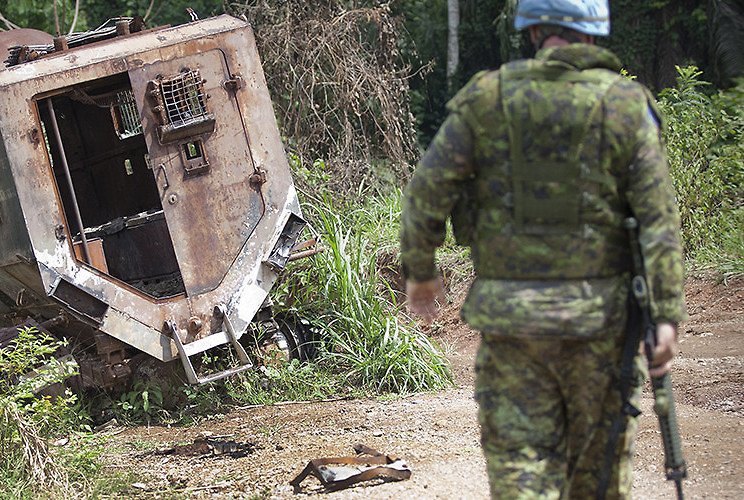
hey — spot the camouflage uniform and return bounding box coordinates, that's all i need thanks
[400,44,686,499]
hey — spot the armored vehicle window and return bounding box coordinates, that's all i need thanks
[148,69,216,144]
[37,73,184,299]
[111,90,143,139]
[161,70,208,125]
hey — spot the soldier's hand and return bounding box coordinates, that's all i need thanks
[405,277,445,325]
[649,322,678,378]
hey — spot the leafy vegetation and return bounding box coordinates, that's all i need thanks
[396,0,505,143]
[0,0,225,35]
[659,66,744,275]
[0,327,94,497]
[272,195,453,393]
[114,381,166,425]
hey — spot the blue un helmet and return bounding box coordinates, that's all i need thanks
[514,0,610,37]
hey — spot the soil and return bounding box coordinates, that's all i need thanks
[95,274,744,499]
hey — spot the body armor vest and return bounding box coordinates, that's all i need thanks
[459,59,632,280]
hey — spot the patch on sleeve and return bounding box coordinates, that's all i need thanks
[645,106,661,129]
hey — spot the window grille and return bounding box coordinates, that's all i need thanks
[111,90,143,139]
[159,70,209,126]
[147,68,215,143]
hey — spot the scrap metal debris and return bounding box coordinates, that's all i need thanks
[154,436,258,458]
[290,443,411,492]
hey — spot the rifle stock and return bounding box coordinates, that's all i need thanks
[624,217,687,499]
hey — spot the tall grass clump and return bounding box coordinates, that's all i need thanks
[659,66,744,275]
[273,195,453,394]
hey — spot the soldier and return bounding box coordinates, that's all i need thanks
[399,0,687,498]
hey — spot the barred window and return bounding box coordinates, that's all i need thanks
[159,70,209,126]
[147,68,215,143]
[111,90,143,139]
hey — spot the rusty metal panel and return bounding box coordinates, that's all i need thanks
[50,278,108,324]
[129,48,265,296]
[0,15,303,366]
[0,134,34,268]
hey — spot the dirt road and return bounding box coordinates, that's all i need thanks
[100,275,743,499]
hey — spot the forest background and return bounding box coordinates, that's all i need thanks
[1,1,741,193]
[0,1,743,497]
[2,0,742,142]
[3,0,736,262]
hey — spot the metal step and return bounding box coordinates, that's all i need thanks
[168,304,253,384]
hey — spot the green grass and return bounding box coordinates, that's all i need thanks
[223,359,348,406]
[273,193,454,394]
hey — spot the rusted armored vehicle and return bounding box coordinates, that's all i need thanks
[0,15,309,388]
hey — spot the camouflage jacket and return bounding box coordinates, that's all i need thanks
[400,44,687,337]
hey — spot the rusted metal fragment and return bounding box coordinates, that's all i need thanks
[290,444,412,492]
[0,29,53,66]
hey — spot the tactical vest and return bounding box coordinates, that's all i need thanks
[454,59,633,280]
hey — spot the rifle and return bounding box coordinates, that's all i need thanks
[624,217,687,499]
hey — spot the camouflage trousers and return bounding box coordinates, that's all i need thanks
[475,326,645,499]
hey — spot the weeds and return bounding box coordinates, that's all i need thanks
[0,327,88,497]
[116,382,165,425]
[274,195,454,394]
[224,359,345,406]
[660,66,744,275]
[0,403,68,493]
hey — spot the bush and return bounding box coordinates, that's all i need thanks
[231,1,418,198]
[0,327,83,495]
[659,66,744,275]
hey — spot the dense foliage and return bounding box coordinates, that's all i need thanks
[398,0,744,143]
[229,1,418,195]
[0,0,225,34]
[2,1,743,145]
[395,0,505,142]
[600,0,710,91]
[660,67,744,274]
[0,328,93,496]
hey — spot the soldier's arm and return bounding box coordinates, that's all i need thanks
[625,101,687,326]
[624,96,687,374]
[400,110,476,284]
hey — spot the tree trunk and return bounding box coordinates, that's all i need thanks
[447,0,459,89]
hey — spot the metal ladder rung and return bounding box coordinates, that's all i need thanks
[168,304,253,385]
[179,330,231,357]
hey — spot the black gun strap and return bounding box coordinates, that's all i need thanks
[596,296,643,500]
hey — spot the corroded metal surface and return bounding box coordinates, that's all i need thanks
[0,16,303,386]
